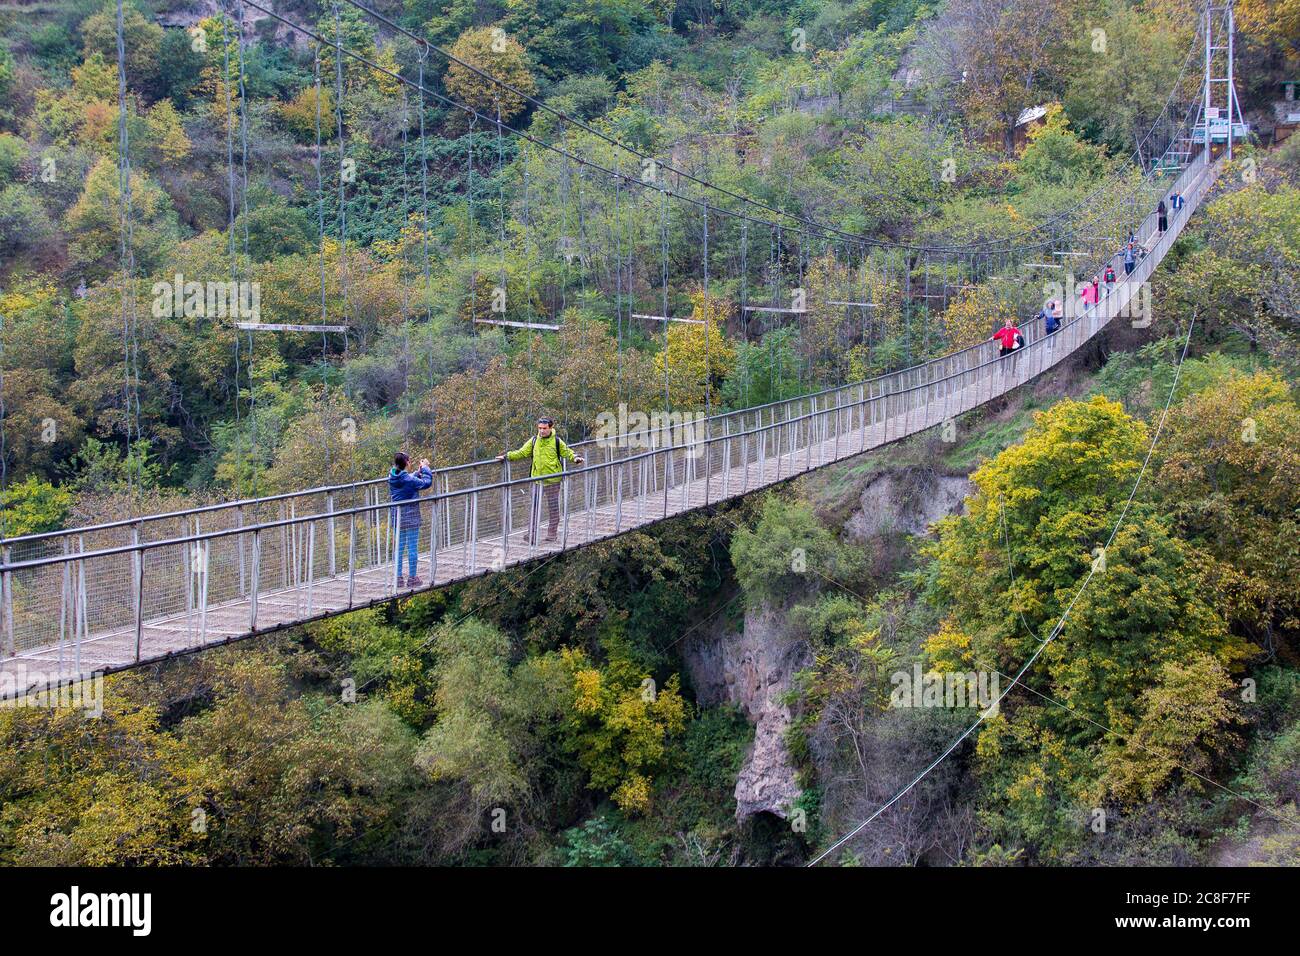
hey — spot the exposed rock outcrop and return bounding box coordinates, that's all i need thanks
[845,470,972,540]
[684,467,972,823]
[684,602,809,821]
[158,2,308,50]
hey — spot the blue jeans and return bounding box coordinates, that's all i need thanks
[397,527,419,579]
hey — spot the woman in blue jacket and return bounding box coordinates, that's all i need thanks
[388,452,433,587]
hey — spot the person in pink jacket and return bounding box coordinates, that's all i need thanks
[1079,277,1099,309]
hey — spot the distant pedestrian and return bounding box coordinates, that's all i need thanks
[992,320,1022,357]
[1043,301,1061,335]
[1079,277,1099,309]
[1170,191,1185,214]
[1124,242,1136,276]
[1103,264,1116,292]
[1157,200,1168,234]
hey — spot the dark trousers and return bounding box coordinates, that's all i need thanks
[531,483,562,542]
[1124,261,1135,275]
[545,483,561,537]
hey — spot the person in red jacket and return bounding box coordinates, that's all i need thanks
[992,320,1022,357]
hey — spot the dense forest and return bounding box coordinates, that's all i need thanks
[0,0,1298,866]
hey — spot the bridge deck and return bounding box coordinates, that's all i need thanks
[0,159,1218,698]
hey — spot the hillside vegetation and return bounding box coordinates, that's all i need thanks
[0,0,1297,865]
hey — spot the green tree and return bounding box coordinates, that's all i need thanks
[65,157,180,281]
[79,3,164,99]
[730,494,850,608]
[0,477,72,537]
[924,397,1249,857]
[1154,370,1300,657]
[1062,0,1190,159]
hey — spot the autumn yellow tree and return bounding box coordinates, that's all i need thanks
[1237,0,1300,49]
[544,639,687,815]
[936,0,1069,151]
[278,84,334,144]
[653,289,736,410]
[424,352,546,465]
[444,26,537,123]
[939,284,1009,350]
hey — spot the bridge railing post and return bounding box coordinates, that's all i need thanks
[326,494,336,579]
[3,546,14,659]
[501,459,512,566]
[468,490,479,572]
[304,522,314,619]
[703,429,712,507]
[521,479,533,553]
[661,447,671,519]
[236,507,246,597]
[250,529,261,632]
[614,457,625,532]
[182,517,193,642]
[721,420,730,500]
[593,448,606,541]
[347,512,356,608]
[561,471,572,548]
[391,504,402,593]
[131,536,143,662]
[427,497,440,584]
[74,537,86,676]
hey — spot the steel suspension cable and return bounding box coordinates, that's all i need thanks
[235,0,1055,258]
[416,46,436,460]
[116,0,143,496]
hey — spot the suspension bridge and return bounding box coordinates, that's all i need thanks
[0,0,1241,699]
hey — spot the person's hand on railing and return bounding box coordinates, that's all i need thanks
[573,456,584,465]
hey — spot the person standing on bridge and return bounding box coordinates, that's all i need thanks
[1157,199,1168,234]
[1079,276,1099,311]
[389,452,433,588]
[1042,300,1061,336]
[1103,264,1116,294]
[498,417,584,544]
[992,319,1022,357]
[1124,241,1137,276]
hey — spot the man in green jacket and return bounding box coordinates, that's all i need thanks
[498,417,584,542]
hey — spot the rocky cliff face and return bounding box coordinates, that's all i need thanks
[685,466,973,823]
[684,602,809,821]
[158,2,308,49]
[844,471,972,541]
